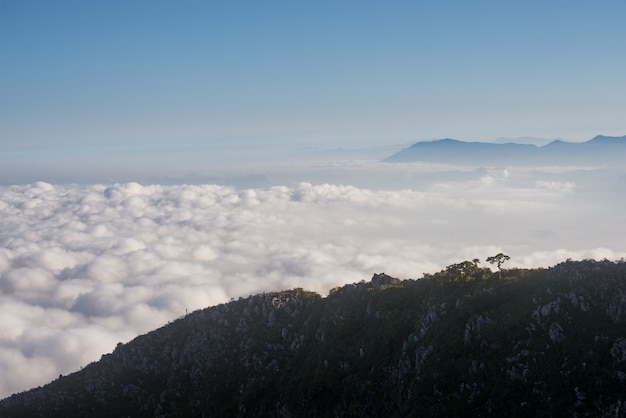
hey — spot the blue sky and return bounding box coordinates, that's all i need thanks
[1,0,625,174]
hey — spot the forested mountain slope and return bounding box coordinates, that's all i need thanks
[2,259,626,417]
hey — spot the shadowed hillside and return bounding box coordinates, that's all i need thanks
[2,259,626,417]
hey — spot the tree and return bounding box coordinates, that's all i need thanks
[444,259,481,282]
[486,253,510,278]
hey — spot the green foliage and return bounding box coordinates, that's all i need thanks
[3,259,626,417]
[426,258,492,285]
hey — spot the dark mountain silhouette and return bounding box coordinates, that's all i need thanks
[3,259,626,417]
[384,135,626,166]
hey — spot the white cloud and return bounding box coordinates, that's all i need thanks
[0,349,58,399]
[0,166,624,398]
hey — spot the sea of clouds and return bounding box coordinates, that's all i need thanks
[1,163,625,398]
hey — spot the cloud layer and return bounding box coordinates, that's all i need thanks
[1,169,624,397]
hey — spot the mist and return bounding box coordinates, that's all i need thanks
[1,160,625,398]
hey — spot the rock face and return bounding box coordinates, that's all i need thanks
[2,259,626,417]
[370,272,401,287]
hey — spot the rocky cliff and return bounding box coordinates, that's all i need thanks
[2,259,626,417]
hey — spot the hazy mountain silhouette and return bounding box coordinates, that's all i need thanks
[494,136,559,146]
[384,135,626,166]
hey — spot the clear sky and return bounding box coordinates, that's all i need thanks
[1,0,626,170]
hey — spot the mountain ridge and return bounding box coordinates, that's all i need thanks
[384,135,626,166]
[2,258,626,417]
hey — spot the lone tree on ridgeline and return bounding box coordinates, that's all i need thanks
[486,253,510,279]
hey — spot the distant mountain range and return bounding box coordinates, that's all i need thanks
[384,135,626,166]
[3,259,626,417]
